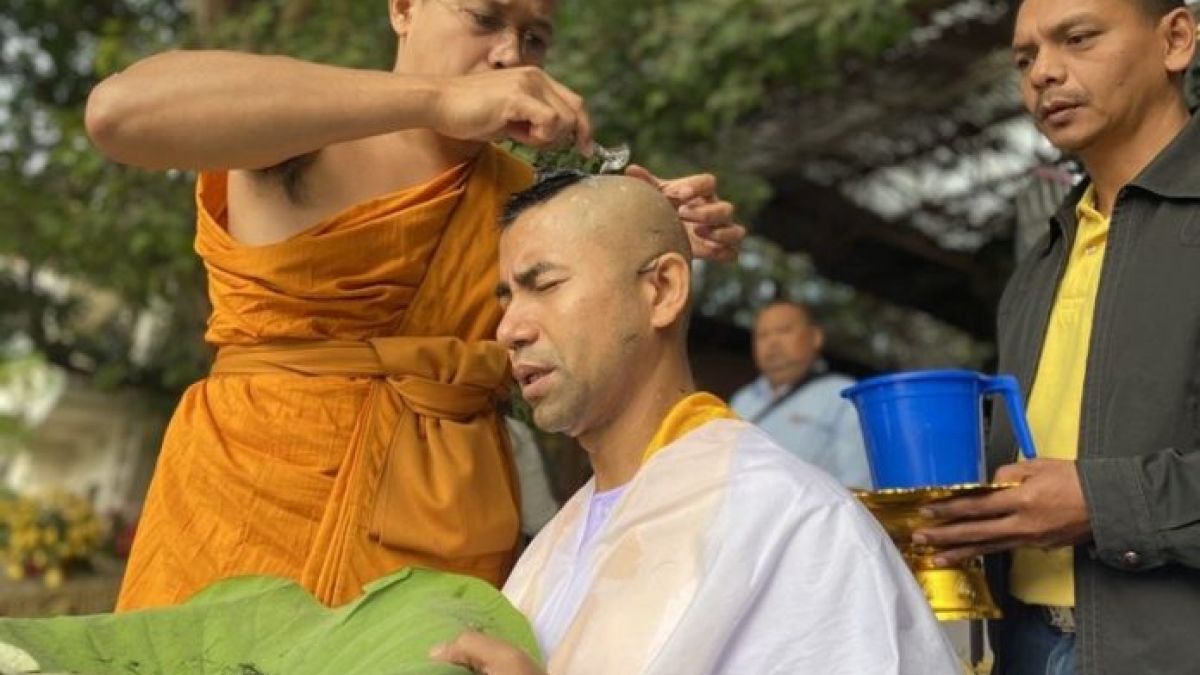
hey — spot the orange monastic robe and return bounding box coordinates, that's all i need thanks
[117,145,533,610]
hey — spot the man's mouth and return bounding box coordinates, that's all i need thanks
[1039,98,1083,124]
[513,363,555,397]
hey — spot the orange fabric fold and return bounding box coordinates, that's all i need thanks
[641,392,737,464]
[117,145,534,610]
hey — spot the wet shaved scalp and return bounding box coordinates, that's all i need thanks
[501,172,691,263]
[1127,0,1185,17]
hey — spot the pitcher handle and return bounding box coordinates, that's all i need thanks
[982,375,1038,460]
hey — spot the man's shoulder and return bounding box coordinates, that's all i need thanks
[805,372,856,394]
[712,419,855,502]
[729,379,766,416]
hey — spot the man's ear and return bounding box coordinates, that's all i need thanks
[812,326,826,353]
[1161,7,1197,77]
[646,253,692,331]
[389,0,416,38]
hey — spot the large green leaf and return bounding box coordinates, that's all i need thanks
[0,567,540,674]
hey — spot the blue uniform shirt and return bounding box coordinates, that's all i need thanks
[730,372,873,489]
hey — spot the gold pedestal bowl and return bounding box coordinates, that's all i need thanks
[855,483,1018,622]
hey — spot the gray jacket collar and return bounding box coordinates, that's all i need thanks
[1048,112,1200,245]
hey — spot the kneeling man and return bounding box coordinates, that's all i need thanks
[436,172,958,674]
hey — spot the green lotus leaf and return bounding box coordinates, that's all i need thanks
[0,567,539,674]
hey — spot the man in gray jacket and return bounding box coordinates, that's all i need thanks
[914,1,1200,674]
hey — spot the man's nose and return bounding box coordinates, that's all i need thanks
[488,30,523,69]
[497,304,536,351]
[1029,49,1067,91]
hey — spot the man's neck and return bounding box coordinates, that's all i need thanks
[1082,101,1190,217]
[766,363,815,399]
[770,379,798,398]
[368,127,483,191]
[580,352,695,492]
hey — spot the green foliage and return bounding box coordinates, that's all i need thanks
[2,0,203,394]
[0,567,540,674]
[695,238,992,371]
[1,0,922,398]
[548,0,918,206]
[0,351,56,454]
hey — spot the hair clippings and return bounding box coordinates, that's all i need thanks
[532,140,631,177]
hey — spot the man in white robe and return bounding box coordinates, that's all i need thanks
[432,172,958,674]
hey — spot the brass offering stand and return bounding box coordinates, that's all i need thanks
[855,483,1018,622]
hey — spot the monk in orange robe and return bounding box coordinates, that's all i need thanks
[85,0,744,610]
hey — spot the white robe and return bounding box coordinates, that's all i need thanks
[503,418,960,674]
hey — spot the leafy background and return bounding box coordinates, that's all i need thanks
[0,0,926,397]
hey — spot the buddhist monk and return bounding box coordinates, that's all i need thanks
[84,0,745,610]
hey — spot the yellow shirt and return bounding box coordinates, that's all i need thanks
[1010,186,1109,608]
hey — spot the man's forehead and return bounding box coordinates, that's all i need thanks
[757,304,809,327]
[505,190,600,244]
[1013,0,1125,40]
[500,216,574,272]
[490,0,559,21]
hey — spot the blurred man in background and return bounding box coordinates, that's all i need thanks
[731,300,872,488]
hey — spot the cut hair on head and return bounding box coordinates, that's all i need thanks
[500,169,590,229]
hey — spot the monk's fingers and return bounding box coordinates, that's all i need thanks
[661,172,717,203]
[686,221,745,250]
[624,164,665,189]
[506,96,573,148]
[541,78,592,153]
[679,200,736,229]
[535,84,589,153]
[689,235,740,263]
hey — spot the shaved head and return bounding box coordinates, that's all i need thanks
[501,172,691,268]
[495,173,694,437]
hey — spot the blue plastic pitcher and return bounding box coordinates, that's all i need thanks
[840,370,1037,489]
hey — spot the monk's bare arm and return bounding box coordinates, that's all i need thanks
[85,50,591,171]
[84,51,442,171]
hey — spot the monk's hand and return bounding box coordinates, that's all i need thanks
[429,630,547,675]
[625,164,746,263]
[431,67,592,153]
[911,459,1093,567]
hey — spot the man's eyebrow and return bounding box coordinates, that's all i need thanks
[494,261,565,300]
[1013,12,1100,50]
